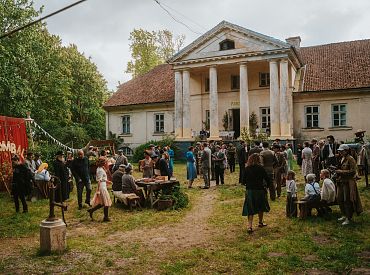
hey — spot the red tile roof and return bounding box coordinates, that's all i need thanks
[300,39,370,92]
[103,64,174,108]
[105,40,370,108]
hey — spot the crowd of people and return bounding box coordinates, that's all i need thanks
[9,131,366,228]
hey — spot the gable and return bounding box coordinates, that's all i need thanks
[170,21,290,63]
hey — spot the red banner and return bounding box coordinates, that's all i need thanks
[0,116,28,192]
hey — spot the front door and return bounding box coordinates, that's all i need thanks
[232,109,240,139]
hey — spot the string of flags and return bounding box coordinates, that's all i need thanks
[31,121,79,153]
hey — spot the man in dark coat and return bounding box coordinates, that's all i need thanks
[227,143,236,173]
[112,164,125,192]
[323,135,339,167]
[11,155,32,213]
[53,151,70,202]
[238,141,248,184]
[260,141,278,201]
[71,150,91,209]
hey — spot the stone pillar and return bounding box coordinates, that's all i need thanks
[209,66,220,139]
[40,219,66,254]
[182,70,191,138]
[174,71,183,139]
[269,60,280,138]
[239,63,249,132]
[279,59,291,138]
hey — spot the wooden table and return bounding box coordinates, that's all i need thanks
[135,179,179,208]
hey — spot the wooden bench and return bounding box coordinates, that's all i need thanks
[112,191,141,211]
[295,200,338,219]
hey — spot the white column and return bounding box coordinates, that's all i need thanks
[182,70,191,138]
[279,59,291,138]
[209,66,219,139]
[269,60,280,138]
[174,71,183,139]
[239,63,249,132]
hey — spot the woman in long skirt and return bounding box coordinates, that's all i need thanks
[242,153,271,234]
[88,157,112,222]
[301,141,313,182]
[186,146,197,188]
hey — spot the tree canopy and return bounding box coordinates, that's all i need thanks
[0,0,109,148]
[126,29,185,78]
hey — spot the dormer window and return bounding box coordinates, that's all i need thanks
[219,39,235,51]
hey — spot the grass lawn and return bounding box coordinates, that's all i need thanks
[0,161,369,274]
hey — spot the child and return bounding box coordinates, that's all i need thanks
[286,170,297,218]
[302,173,322,216]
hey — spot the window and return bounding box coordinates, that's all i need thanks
[231,75,240,90]
[305,106,320,128]
[122,115,130,134]
[154,113,165,133]
[260,107,270,129]
[120,146,133,157]
[205,77,210,92]
[219,39,235,51]
[259,73,270,87]
[332,104,347,127]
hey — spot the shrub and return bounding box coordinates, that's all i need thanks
[131,135,180,162]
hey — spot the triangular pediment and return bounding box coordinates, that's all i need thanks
[170,21,290,63]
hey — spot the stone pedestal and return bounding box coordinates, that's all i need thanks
[40,219,66,254]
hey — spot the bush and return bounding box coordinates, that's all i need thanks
[171,185,189,210]
[131,135,180,162]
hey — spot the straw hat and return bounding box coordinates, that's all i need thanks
[37,163,48,173]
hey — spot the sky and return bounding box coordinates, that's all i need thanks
[32,0,370,90]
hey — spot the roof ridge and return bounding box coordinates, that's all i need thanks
[301,38,370,49]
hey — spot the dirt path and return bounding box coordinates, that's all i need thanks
[106,188,218,253]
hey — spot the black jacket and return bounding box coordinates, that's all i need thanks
[12,164,33,195]
[243,164,271,190]
[71,157,90,183]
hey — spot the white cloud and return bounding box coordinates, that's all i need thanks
[32,0,370,89]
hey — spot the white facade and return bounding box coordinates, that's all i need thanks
[106,103,174,150]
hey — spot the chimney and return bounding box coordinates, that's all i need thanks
[285,36,301,49]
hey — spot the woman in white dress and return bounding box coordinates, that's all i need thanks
[301,141,313,182]
[88,157,112,222]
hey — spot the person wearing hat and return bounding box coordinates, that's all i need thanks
[151,154,160,176]
[88,157,112,222]
[53,151,70,202]
[35,163,51,182]
[11,155,33,213]
[112,149,128,173]
[158,149,170,177]
[336,144,363,225]
[122,164,139,194]
[167,145,175,178]
[323,135,339,168]
[71,150,91,210]
[112,164,126,192]
[141,151,154,178]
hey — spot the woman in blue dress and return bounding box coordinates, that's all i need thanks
[186,146,197,188]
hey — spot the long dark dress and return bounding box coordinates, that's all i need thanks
[53,159,70,202]
[238,147,248,184]
[242,164,271,216]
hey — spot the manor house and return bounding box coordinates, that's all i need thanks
[103,21,370,154]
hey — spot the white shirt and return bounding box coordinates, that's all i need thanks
[35,169,50,181]
[286,180,297,197]
[304,182,320,197]
[321,178,336,203]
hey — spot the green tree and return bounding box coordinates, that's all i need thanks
[126,29,185,77]
[0,0,110,148]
